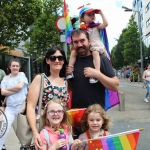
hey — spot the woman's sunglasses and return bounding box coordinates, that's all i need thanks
[49,55,64,62]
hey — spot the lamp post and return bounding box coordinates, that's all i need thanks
[122,6,143,78]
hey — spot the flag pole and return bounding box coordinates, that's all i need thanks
[81,128,144,143]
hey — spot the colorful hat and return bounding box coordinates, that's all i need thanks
[79,5,97,17]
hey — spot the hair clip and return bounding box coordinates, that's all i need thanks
[77,3,91,10]
[60,102,64,107]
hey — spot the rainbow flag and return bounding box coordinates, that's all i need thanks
[105,89,120,111]
[67,108,86,129]
[87,129,141,150]
[99,28,120,111]
[63,0,73,44]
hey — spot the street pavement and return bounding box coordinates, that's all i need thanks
[4,77,150,150]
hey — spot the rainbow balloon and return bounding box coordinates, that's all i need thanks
[86,129,141,150]
[63,0,73,44]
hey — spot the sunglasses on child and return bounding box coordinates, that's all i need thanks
[49,56,64,62]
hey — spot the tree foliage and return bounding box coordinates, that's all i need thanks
[123,15,140,64]
[25,0,63,59]
[111,15,143,68]
[0,0,42,48]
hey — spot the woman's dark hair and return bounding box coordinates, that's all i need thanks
[8,58,21,73]
[43,46,68,77]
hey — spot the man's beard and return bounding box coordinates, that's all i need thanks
[76,46,88,57]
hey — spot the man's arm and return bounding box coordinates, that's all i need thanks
[84,55,119,91]
[84,68,119,91]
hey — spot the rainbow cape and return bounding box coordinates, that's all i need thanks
[105,89,120,111]
[100,28,111,60]
[87,129,140,150]
[100,28,120,111]
[63,0,73,44]
[67,108,86,129]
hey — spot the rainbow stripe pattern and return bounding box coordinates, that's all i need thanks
[100,28,111,60]
[67,108,86,129]
[105,89,120,111]
[89,129,140,150]
[63,0,73,44]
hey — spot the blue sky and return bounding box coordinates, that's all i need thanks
[66,0,133,51]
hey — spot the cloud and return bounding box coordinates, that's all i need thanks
[66,0,133,50]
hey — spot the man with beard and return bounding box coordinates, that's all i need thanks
[66,29,119,138]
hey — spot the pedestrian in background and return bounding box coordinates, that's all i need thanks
[143,64,150,103]
[117,71,121,79]
[0,58,28,149]
[125,68,131,82]
[142,67,147,88]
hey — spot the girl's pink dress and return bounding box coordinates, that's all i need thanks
[40,124,73,150]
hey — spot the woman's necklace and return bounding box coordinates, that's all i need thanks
[89,129,103,139]
[49,125,62,131]
[49,76,61,84]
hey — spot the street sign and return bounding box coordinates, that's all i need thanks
[56,16,65,30]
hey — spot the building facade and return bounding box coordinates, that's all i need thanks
[132,0,150,66]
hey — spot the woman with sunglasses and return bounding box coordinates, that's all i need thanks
[26,46,70,150]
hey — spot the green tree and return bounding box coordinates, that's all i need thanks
[25,0,63,59]
[123,15,140,64]
[111,45,118,68]
[0,0,42,48]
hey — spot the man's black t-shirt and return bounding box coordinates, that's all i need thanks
[72,54,115,109]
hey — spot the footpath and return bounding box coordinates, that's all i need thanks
[4,78,150,150]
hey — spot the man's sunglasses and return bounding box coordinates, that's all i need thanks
[49,55,64,62]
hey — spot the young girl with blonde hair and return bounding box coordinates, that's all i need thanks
[40,98,81,150]
[77,104,111,150]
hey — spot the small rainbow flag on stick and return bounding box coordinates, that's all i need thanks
[63,0,73,44]
[67,108,86,129]
[82,128,143,150]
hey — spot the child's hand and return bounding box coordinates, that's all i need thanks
[95,9,103,15]
[52,139,66,149]
[71,139,82,150]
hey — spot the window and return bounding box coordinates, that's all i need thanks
[146,18,150,27]
[145,2,150,13]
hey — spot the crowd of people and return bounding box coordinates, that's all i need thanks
[0,5,120,150]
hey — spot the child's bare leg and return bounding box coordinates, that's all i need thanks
[92,51,100,71]
[67,50,77,79]
[89,51,100,83]
[69,50,77,67]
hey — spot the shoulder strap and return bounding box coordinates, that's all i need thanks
[43,129,50,148]
[86,130,91,139]
[37,74,44,115]
[103,131,106,136]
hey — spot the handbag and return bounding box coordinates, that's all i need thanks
[13,74,44,146]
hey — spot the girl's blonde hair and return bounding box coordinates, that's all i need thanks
[41,98,72,131]
[80,104,111,132]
